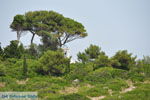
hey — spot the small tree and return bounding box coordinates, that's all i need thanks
[77,44,104,63]
[111,50,136,70]
[77,52,89,64]
[143,56,150,64]
[85,44,101,59]
[3,40,24,59]
[37,50,70,76]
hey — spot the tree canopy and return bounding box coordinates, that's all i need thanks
[77,44,105,63]
[111,50,136,70]
[10,11,88,48]
[10,15,26,41]
[37,50,70,76]
[3,40,24,59]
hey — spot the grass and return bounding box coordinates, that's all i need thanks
[0,66,149,100]
[103,83,150,100]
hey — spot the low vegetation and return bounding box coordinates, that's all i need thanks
[0,10,149,100]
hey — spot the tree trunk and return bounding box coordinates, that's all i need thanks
[17,31,20,41]
[31,33,35,45]
[59,44,62,48]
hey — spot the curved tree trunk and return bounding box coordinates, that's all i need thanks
[31,33,35,45]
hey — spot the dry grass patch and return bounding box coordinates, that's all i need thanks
[16,78,29,85]
[121,80,136,93]
[0,82,5,88]
[59,86,80,94]
[87,96,106,100]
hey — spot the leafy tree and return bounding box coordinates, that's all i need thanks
[40,33,59,51]
[135,56,150,77]
[56,17,87,47]
[111,50,136,70]
[77,44,104,63]
[11,11,88,47]
[143,56,150,64]
[24,11,49,45]
[10,15,26,41]
[85,44,101,59]
[77,52,89,64]
[37,50,70,76]
[3,40,24,59]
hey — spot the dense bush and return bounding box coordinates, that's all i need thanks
[0,58,39,79]
[85,67,128,83]
[3,40,25,59]
[36,50,70,76]
[77,52,89,64]
[77,44,105,63]
[127,71,145,82]
[0,64,6,76]
[94,54,111,70]
[132,57,150,79]
[86,67,112,83]
[65,63,93,81]
[111,50,136,70]
[0,76,17,84]
[106,79,128,91]
[0,10,149,100]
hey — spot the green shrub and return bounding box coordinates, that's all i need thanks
[6,59,25,79]
[25,59,39,78]
[142,64,150,77]
[85,67,129,83]
[94,54,111,70]
[111,50,136,70]
[3,40,24,59]
[135,63,150,78]
[0,76,16,84]
[77,44,105,64]
[0,64,6,76]
[26,76,69,89]
[111,68,128,79]
[65,67,88,81]
[106,79,128,91]
[86,67,112,83]
[65,64,93,81]
[37,50,70,76]
[3,59,39,79]
[127,71,145,82]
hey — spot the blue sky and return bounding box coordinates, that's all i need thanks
[0,0,150,60]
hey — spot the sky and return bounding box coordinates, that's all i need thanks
[0,0,150,60]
